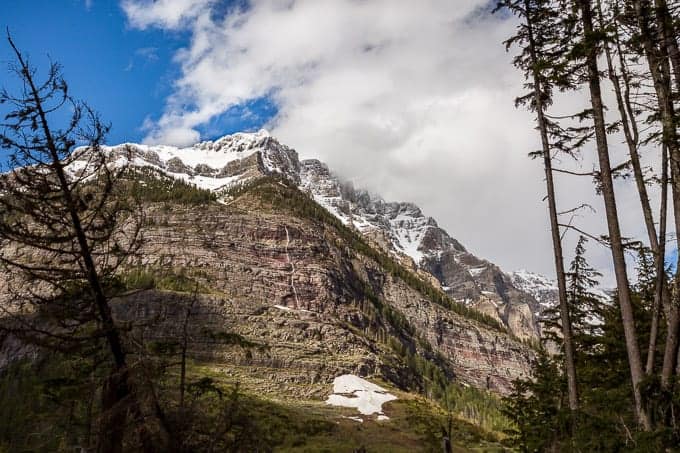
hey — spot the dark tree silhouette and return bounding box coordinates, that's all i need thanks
[0,33,160,452]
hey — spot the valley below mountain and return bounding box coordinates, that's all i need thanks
[0,130,557,450]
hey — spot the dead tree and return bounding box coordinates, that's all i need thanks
[0,33,160,451]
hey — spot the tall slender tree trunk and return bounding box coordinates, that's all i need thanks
[649,146,669,374]
[524,0,579,411]
[633,0,680,388]
[652,0,680,388]
[654,0,680,96]
[599,2,669,374]
[578,0,651,430]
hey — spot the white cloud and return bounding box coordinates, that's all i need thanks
[121,0,214,29]
[122,0,667,285]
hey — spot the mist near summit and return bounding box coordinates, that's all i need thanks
[122,0,661,284]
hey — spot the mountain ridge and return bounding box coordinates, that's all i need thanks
[71,130,554,339]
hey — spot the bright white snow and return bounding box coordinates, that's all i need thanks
[67,130,275,194]
[342,416,364,423]
[325,374,396,419]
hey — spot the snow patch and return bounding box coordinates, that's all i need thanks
[342,416,364,423]
[325,374,396,418]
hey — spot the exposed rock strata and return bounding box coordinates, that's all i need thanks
[77,132,547,340]
[117,195,532,394]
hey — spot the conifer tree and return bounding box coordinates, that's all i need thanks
[0,34,166,451]
[498,0,580,412]
[574,0,651,429]
[631,0,680,389]
[567,236,604,346]
[502,350,570,451]
[595,0,670,376]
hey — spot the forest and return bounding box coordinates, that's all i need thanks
[498,0,680,450]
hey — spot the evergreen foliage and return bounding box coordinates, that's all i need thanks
[503,240,680,450]
[123,167,217,205]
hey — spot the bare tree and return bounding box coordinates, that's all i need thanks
[0,33,159,451]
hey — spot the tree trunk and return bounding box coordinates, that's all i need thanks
[99,369,131,453]
[652,0,680,388]
[633,0,680,388]
[648,145,669,374]
[525,0,579,411]
[578,0,651,430]
[599,1,668,374]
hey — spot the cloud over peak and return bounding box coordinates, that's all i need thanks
[122,0,656,283]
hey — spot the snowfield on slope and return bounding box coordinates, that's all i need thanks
[325,374,397,420]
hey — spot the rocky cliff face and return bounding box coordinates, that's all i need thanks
[117,182,533,395]
[1,131,541,398]
[80,131,548,340]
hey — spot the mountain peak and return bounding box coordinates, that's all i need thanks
[68,131,553,339]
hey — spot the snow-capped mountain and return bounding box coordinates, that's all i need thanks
[511,270,559,312]
[299,159,449,267]
[511,269,611,329]
[68,130,300,192]
[71,130,555,339]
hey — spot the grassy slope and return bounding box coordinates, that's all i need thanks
[0,356,510,452]
[185,363,510,452]
[0,172,518,451]
[129,174,517,448]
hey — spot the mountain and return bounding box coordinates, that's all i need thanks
[3,129,539,392]
[511,270,559,307]
[0,130,544,449]
[80,130,549,340]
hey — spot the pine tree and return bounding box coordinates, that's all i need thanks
[567,237,603,339]
[572,0,651,429]
[498,0,580,412]
[595,0,669,376]
[0,34,167,451]
[631,0,680,389]
[502,350,571,452]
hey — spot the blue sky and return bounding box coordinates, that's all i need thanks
[0,0,273,153]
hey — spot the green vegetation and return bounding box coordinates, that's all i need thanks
[0,356,106,452]
[447,385,511,435]
[0,354,510,452]
[123,167,217,205]
[118,267,204,293]
[503,247,680,450]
